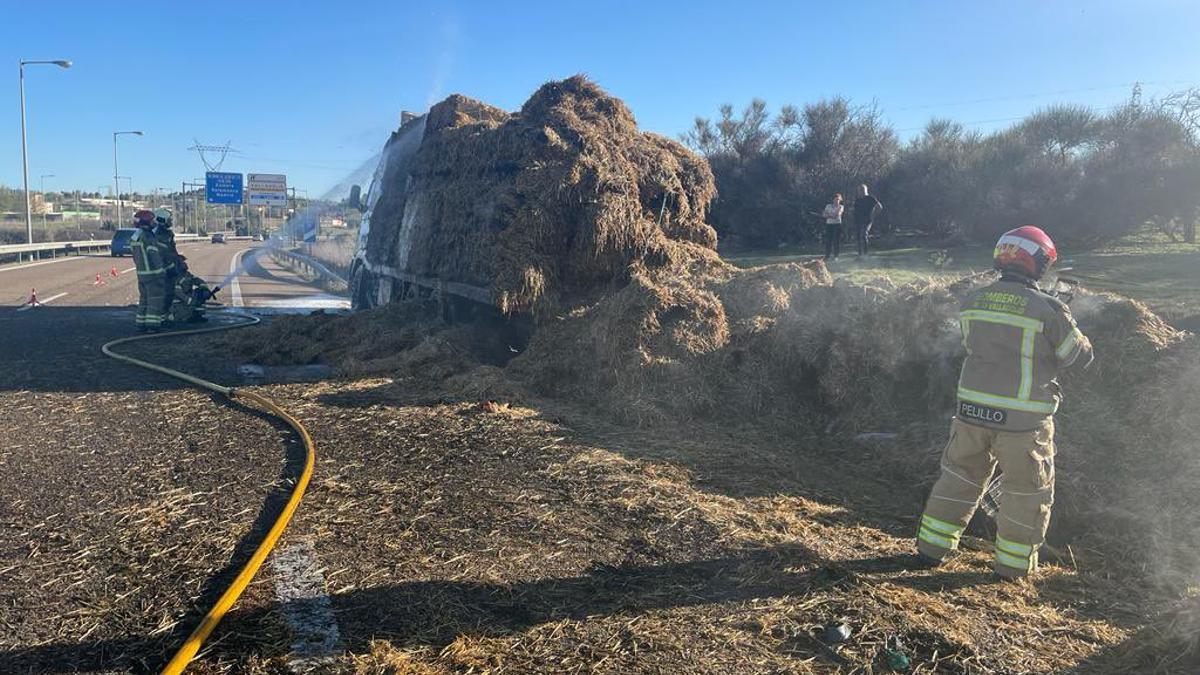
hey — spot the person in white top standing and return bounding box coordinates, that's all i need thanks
[822,193,845,260]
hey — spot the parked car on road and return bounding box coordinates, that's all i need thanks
[211,233,226,244]
[252,233,264,242]
[110,228,136,256]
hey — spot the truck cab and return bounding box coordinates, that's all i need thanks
[347,114,430,310]
[345,101,513,316]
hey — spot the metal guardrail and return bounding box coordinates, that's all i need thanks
[0,233,205,259]
[0,239,109,256]
[269,248,348,286]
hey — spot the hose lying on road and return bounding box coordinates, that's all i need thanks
[101,314,316,675]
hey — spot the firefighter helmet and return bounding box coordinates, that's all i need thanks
[993,225,1057,280]
[153,207,173,227]
[133,209,156,227]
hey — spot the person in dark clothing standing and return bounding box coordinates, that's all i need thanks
[853,184,882,256]
[821,193,845,260]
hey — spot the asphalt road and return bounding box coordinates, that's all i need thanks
[0,240,353,670]
[0,240,345,310]
[0,241,348,393]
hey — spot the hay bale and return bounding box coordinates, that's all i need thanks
[425,94,508,133]
[713,261,832,321]
[509,261,732,426]
[509,259,836,427]
[1052,303,1199,582]
[365,75,718,318]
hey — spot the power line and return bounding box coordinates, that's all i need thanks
[188,140,238,172]
[229,152,363,170]
[886,80,1190,113]
[894,103,1131,134]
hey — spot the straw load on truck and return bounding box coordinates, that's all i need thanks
[350,76,719,317]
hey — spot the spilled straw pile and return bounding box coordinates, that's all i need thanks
[216,77,1200,588]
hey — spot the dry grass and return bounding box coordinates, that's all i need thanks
[306,233,358,276]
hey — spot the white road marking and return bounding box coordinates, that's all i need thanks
[230,248,250,308]
[270,540,341,671]
[0,256,92,274]
[17,291,68,311]
[121,267,135,274]
[253,295,351,310]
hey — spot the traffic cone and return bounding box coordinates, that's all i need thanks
[110,266,120,277]
[26,288,41,307]
[94,274,106,286]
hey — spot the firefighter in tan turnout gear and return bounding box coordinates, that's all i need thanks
[917,225,1093,579]
[130,209,169,332]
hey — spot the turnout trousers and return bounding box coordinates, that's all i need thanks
[161,271,178,323]
[169,273,209,323]
[917,417,1055,579]
[136,275,169,330]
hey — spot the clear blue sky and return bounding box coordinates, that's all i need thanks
[3,0,1198,199]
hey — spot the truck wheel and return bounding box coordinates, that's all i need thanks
[350,266,376,311]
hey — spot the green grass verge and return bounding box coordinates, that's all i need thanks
[726,234,1200,320]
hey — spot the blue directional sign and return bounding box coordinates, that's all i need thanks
[205,171,243,204]
[302,219,318,243]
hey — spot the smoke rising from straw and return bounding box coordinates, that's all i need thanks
[424,14,461,109]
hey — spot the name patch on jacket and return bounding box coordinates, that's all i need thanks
[959,401,1007,425]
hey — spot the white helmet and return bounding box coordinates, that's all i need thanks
[154,207,173,227]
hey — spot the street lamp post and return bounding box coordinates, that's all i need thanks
[117,176,133,218]
[112,130,143,227]
[18,58,71,249]
[39,173,54,235]
[193,179,205,233]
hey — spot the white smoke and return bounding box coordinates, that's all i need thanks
[321,152,382,203]
[1066,290,1105,321]
[424,13,461,109]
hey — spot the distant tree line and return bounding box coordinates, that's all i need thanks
[0,187,113,213]
[685,86,1200,248]
[0,187,25,213]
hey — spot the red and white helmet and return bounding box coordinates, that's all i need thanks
[133,209,156,227]
[994,225,1057,280]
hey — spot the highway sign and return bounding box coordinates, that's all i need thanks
[206,172,243,204]
[248,173,288,207]
[302,216,318,243]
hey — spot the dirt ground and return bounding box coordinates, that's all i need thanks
[3,327,1195,673]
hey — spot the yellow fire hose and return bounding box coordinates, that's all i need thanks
[101,313,316,674]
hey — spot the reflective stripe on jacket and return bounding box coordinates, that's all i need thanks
[956,279,1092,430]
[154,225,179,273]
[130,229,165,276]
